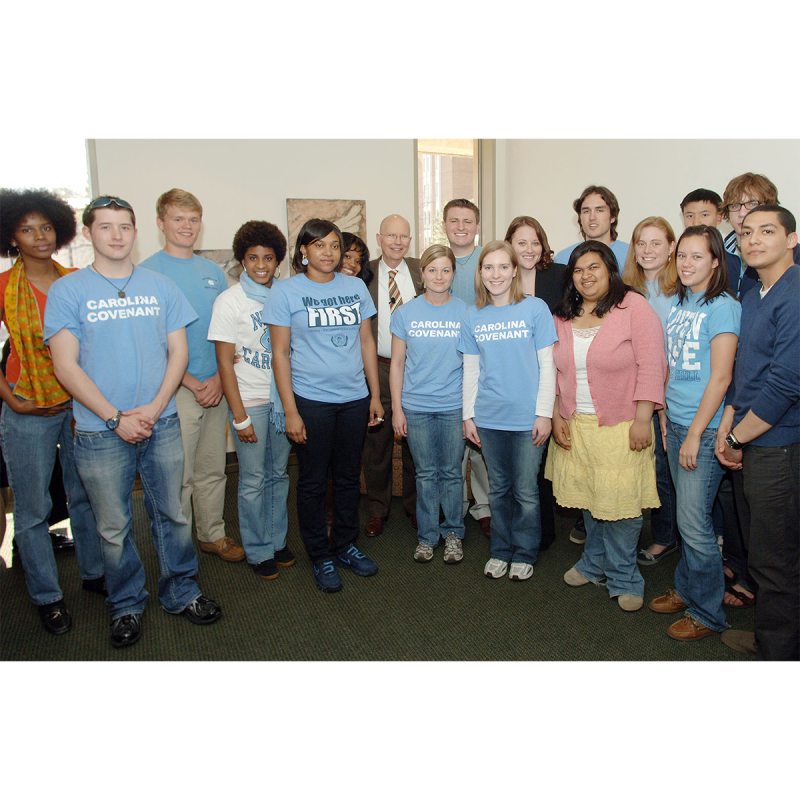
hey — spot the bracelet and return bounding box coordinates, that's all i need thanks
[232,415,252,431]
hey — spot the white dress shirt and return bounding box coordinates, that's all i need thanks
[377,258,416,358]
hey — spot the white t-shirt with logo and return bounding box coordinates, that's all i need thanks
[208,281,273,407]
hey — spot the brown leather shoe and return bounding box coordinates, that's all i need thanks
[667,616,717,641]
[648,588,687,614]
[478,517,491,538]
[198,536,246,562]
[365,516,385,537]
[721,629,757,655]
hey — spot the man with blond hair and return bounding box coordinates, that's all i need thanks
[362,214,421,537]
[140,189,244,563]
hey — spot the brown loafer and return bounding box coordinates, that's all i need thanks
[478,517,491,538]
[365,516,386,537]
[648,588,687,614]
[198,536,246,562]
[667,616,717,641]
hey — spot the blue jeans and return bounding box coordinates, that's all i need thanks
[74,415,201,619]
[577,512,644,597]
[231,404,291,564]
[477,427,544,564]
[666,420,727,631]
[293,394,369,562]
[651,422,678,547]
[404,407,465,546]
[0,401,103,605]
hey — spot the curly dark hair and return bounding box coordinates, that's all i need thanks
[0,188,77,257]
[555,240,633,320]
[340,231,374,285]
[232,220,287,264]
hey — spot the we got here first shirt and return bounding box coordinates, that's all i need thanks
[263,272,376,403]
[458,296,557,431]
[43,266,197,432]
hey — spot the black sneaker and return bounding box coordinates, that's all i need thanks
[274,546,296,568]
[252,559,279,580]
[38,600,72,636]
[110,613,142,648]
[182,595,222,625]
[82,576,108,596]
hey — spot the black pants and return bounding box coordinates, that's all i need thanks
[740,443,800,661]
[294,394,369,563]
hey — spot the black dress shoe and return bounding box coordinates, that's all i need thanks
[38,600,72,635]
[181,595,222,625]
[50,531,75,551]
[110,614,142,648]
[82,577,108,596]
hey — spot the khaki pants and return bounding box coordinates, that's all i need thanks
[175,386,229,544]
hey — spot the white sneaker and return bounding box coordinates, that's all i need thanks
[563,566,590,587]
[414,543,434,563]
[484,558,508,579]
[508,562,533,581]
[443,533,463,564]
[617,594,644,612]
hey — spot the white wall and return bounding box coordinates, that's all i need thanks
[92,139,800,266]
[92,139,417,263]
[495,139,800,254]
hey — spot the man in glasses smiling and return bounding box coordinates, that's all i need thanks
[45,195,223,648]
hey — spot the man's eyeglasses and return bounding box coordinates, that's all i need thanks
[726,200,762,213]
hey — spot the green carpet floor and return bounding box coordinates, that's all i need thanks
[0,465,755,661]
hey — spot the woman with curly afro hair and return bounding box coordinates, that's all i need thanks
[0,188,104,635]
[207,220,297,580]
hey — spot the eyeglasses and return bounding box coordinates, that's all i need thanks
[85,195,134,212]
[379,233,411,243]
[726,200,762,213]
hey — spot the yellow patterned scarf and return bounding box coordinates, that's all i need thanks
[3,256,70,406]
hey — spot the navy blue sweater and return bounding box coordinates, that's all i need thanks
[730,265,800,446]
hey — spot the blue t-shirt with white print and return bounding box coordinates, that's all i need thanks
[390,294,467,412]
[263,272,376,403]
[139,250,227,382]
[44,266,197,431]
[458,296,557,431]
[665,290,741,428]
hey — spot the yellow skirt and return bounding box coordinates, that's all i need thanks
[544,414,659,521]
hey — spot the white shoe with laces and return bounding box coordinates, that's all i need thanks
[484,558,508,579]
[508,562,533,581]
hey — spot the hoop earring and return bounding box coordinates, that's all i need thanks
[275,267,281,279]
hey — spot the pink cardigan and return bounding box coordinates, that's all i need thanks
[553,291,666,426]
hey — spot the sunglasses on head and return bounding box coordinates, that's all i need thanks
[86,195,134,212]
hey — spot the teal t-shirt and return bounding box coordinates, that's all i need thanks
[450,248,480,305]
[43,266,197,431]
[390,294,467,412]
[263,273,376,403]
[458,296,557,431]
[665,290,741,428]
[139,250,226,382]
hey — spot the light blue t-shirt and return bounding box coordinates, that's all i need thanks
[458,296,557,431]
[450,247,480,305]
[555,239,630,270]
[263,272,376,403]
[390,294,467,412]
[645,278,675,334]
[44,266,197,432]
[139,250,226,382]
[665,290,741,428]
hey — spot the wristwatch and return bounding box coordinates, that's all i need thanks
[105,410,122,431]
[725,430,743,450]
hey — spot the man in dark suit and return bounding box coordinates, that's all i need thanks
[362,214,422,536]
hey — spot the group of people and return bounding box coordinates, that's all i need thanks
[0,172,797,660]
